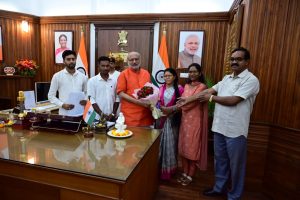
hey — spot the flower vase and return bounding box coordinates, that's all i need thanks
[20,69,36,77]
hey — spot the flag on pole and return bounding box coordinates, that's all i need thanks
[83,100,96,126]
[151,30,170,87]
[76,30,89,77]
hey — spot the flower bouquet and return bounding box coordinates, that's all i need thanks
[15,59,39,77]
[132,82,163,119]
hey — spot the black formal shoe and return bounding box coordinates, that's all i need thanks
[202,188,223,197]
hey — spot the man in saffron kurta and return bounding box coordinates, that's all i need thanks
[117,52,153,126]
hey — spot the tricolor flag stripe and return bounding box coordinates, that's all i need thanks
[151,30,169,87]
[83,100,96,125]
[76,31,89,77]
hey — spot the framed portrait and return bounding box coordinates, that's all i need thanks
[177,30,205,69]
[0,26,3,61]
[54,31,73,64]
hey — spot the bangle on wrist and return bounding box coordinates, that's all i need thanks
[209,95,214,102]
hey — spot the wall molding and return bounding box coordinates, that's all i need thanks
[40,12,229,24]
[0,9,39,23]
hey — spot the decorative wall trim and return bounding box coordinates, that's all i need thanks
[0,9,39,23]
[223,4,244,74]
[40,12,229,24]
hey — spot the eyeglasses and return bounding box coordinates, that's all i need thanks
[230,57,244,62]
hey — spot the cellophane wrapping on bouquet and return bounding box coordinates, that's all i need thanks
[132,82,163,119]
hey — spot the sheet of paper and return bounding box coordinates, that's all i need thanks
[65,91,85,116]
[24,90,36,109]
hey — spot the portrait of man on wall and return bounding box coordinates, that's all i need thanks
[177,30,204,69]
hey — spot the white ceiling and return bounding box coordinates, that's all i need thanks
[0,0,234,16]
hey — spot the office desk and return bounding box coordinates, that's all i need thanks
[0,127,160,200]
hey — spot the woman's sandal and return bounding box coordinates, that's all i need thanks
[176,173,187,183]
[181,176,192,186]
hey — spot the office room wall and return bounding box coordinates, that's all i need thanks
[2,1,299,198]
[235,0,300,198]
[0,10,40,108]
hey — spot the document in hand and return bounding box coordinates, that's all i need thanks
[65,91,85,116]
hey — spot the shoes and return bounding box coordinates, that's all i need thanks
[181,176,192,186]
[177,173,187,183]
[202,188,223,197]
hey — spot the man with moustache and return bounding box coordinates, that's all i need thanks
[48,50,88,115]
[178,34,202,69]
[177,47,259,200]
[87,56,119,121]
[116,51,153,126]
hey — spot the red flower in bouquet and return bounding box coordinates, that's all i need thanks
[137,86,154,99]
[15,59,39,77]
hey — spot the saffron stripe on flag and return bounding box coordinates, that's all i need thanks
[83,100,96,125]
[152,29,169,87]
[76,31,89,77]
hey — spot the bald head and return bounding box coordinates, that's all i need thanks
[127,51,141,70]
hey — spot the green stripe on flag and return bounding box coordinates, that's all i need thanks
[151,75,159,87]
[87,111,96,125]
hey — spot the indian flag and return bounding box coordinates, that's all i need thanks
[151,29,169,87]
[83,100,96,126]
[76,30,89,77]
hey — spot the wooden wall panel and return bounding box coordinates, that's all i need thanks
[0,10,40,77]
[159,21,228,84]
[235,0,300,198]
[95,26,154,72]
[245,123,270,191]
[263,126,300,199]
[39,14,229,85]
[0,10,40,107]
[239,0,300,129]
[0,75,34,108]
[39,23,90,82]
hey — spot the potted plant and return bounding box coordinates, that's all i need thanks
[205,77,215,117]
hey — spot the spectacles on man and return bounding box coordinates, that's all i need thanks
[230,57,245,62]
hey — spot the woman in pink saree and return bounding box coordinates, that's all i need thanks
[157,68,184,180]
[177,63,208,186]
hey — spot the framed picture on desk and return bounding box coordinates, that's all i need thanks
[54,31,73,64]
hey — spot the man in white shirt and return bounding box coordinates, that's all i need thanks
[178,47,260,200]
[87,56,119,121]
[109,57,120,81]
[109,57,121,115]
[48,50,88,115]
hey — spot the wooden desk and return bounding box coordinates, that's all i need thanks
[0,127,160,200]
